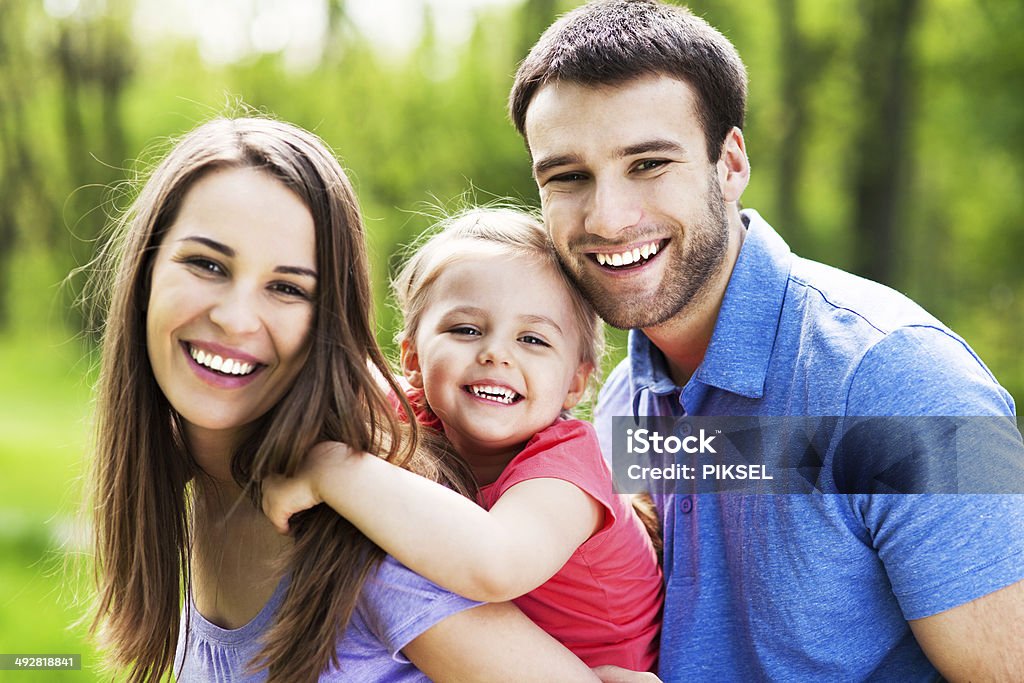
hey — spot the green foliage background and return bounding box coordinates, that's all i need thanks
[0,0,1021,678]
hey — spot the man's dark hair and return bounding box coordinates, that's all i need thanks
[509,0,748,162]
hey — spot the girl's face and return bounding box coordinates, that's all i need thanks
[403,252,591,472]
[146,166,317,452]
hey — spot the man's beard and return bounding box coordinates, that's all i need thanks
[559,173,730,330]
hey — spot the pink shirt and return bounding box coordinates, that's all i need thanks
[392,387,663,671]
[478,418,662,671]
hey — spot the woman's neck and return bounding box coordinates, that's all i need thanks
[190,476,291,629]
[185,423,250,484]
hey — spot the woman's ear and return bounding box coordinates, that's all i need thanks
[562,362,594,411]
[400,339,424,389]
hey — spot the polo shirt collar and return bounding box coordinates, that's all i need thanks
[627,209,792,401]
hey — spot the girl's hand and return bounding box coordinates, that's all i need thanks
[591,665,663,682]
[261,442,354,533]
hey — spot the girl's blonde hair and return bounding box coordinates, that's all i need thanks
[392,207,604,389]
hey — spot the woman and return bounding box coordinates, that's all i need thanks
[86,116,598,681]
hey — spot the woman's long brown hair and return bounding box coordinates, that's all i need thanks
[86,117,469,681]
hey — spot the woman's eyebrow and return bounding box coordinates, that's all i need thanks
[180,235,317,279]
[275,265,318,279]
[180,235,233,256]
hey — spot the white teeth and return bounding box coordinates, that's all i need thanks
[189,345,257,376]
[594,240,661,269]
[469,384,519,405]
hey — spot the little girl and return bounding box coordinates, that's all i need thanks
[264,208,663,671]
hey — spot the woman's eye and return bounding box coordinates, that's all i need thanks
[270,282,310,299]
[519,335,550,347]
[182,256,225,276]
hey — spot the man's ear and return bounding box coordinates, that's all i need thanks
[400,339,423,389]
[562,362,594,411]
[717,126,750,204]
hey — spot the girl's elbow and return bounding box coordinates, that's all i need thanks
[462,564,526,603]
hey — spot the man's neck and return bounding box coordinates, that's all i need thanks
[643,209,747,387]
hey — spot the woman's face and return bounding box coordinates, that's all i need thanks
[146,166,317,450]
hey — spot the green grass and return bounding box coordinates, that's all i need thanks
[0,247,101,681]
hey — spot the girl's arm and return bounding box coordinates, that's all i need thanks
[263,441,602,602]
[403,601,601,682]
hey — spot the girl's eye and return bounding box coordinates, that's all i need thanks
[519,335,550,347]
[449,326,481,336]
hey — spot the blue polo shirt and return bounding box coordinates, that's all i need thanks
[595,210,1024,681]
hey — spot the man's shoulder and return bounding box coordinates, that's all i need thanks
[595,356,633,415]
[787,256,940,335]
[777,259,1014,415]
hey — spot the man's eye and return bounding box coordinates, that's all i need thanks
[549,172,587,183]
[635,159,669,172]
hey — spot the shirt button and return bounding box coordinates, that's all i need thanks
[678,421,693,437]
[679,497,693,514]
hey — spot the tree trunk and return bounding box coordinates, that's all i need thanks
[851,0,920,285]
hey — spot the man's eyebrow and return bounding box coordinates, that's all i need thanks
[532,139,689,177]
[620,139,688,158]
[180,236,317,279]
[532,153,582,178]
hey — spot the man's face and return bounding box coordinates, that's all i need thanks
[525,74,730,330]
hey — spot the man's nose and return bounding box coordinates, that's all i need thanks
[584,177,643,239]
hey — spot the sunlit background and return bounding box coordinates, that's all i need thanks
[1,0,1022,678]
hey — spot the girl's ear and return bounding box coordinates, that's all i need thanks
[562,362,594,411]
[400,339,424,389]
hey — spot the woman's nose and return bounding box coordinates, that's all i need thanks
[208,286,262,336]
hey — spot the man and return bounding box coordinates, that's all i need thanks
[509,1,1024,680]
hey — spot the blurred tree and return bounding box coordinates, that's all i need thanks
[52,0,134,333]
[850,0,920,285]
[0,0,58,329]
[774,0,832,243]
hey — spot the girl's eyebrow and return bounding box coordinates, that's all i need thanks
[521,314,564,336]
[441,305,488,319]
[179,235,317,280]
